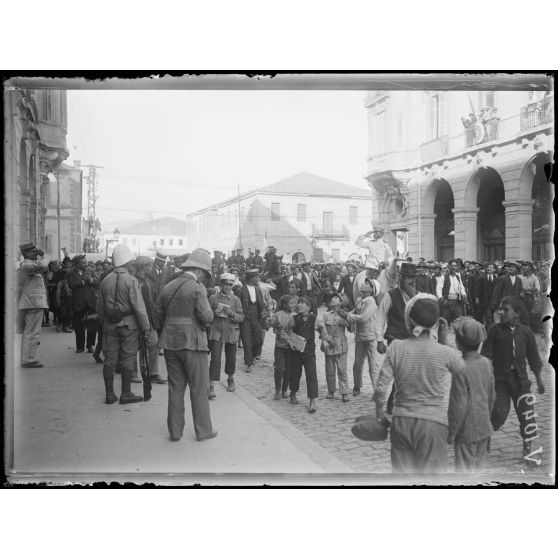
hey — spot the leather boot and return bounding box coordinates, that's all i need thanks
[119,368,144,404]
[103,366,118,404]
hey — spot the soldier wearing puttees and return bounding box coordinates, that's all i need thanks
[96,244,150,405]
[17,243,49,368]
[355,224,394,268]
[156,248,217,442]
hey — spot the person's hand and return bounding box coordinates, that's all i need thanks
[321,339,329,351]
[377,341,387,354]
[142,328,151,340]
[537,379,545,395]
[447,434,455,445]
[437,317,449,345]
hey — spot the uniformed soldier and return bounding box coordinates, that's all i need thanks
[355,224,394,267]
[17,242,49,368]
[96,244,150,404]
[156,248,217,442]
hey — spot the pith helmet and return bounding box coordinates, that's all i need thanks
[112,244,134,267]
[180,248,212,272]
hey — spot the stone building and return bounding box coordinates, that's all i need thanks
[4,88,69,259]
[186,172,373,263]
[43,161,83,258]
[364,89,554,263]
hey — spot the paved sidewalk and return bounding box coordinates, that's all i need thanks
[9,327,351,485]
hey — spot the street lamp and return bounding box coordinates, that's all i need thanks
[105,227,120,260]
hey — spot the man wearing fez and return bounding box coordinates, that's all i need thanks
[156,248,217,442]
[355,224,394,268]
[238,269,266,373]
[17,243,49,368]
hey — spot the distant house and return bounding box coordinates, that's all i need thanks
[102,217,188,258]
[185,172,373,263]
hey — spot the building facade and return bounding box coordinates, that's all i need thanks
[43,161,83,258]
[364,89,554,263]
[4,89,69,261]
[101,217,188,260]
[186,172,374,263]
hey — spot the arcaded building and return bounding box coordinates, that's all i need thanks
[364,88,554,263]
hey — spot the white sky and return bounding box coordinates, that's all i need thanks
[66,89,369,230]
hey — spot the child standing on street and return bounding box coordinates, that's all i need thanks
[448,317,495,471]
[289,297,318,412]
[481,295,545,466]
[270,294,296,400]
[316,293,351,402]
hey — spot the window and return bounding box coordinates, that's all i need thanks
[426,93,447,141]
[179,239,183,246]
[395,110,404,149]
[349,206,358,225]
[371,110,385,154]
[297,204,306,222]
[271,203,280,221]
[160,239,165,246]
[331,249,340,262]
[169,239,174,246]
[479,91,495,109]
[323,211,334,233]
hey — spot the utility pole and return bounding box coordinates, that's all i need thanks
[237,184,242,252]
[56,172,61,262]
[84,164,104,253]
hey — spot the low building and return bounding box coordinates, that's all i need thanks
[101,216,188,259]
[186,172,374,263]
[43,161,83,258]
[364,88,554,263]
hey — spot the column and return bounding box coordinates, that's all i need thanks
[419,213,436,260]
[503,199,535,261]
[453,207,479,261]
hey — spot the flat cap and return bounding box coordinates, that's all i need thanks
[220,272,236,283]
[135,256,153,267]
[453,316,487,346]
[19,242,36,253]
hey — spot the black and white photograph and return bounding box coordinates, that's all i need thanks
[4,72,555,486]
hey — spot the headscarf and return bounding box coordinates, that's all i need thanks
[404,293,440,341]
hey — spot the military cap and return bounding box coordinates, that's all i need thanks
[19,242,36,253]
[245,268,260,277]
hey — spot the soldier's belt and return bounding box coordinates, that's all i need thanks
[165,317,193,325]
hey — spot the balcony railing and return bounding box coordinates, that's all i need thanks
[419,135,449,161]
[311,224,349,241]
[520,96,553,131]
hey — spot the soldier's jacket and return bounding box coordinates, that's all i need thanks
[156,272,214,351]
[96,268,150,331]
[18,259,49,310]
[208,291,244,344]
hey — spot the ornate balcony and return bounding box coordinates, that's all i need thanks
[520,95,553,131]
[311,224,349,241]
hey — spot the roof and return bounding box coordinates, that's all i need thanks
[189,172,371,216]
[118,217,188,236]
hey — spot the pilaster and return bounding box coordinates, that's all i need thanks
[503,199,535,261]
[453,207,479,260]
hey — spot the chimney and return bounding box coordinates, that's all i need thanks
[74,160,81,169]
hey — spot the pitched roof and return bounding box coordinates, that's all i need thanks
[189,172,371,216]
[258,172,371,197]
[118,217,188,235]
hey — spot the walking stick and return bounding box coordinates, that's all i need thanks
[139,334,152,401]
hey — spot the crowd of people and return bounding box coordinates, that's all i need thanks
[15,225,552,473]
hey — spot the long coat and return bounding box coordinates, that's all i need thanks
[68,269,97,312]
[491,274,523,308]
[17,259,48,310]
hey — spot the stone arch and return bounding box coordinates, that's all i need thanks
[292,251,306,264]
[422,178,455,261]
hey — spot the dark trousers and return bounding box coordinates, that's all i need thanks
[208,339,237,381]
[290,352,318,398]
[164,349,213,440]
[94,323,103,357]
[73,308,96,350]
[454,438,490,471]
[390,416,448,473]
[274,346,291,392]
[491,374,538,441]
[439,299,464,325]
[240,305,263,366]
[58,300,73,329]
[480,306,494,328]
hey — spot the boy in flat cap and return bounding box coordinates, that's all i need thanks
[448,317,495,471]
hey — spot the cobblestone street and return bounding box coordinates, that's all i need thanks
[231,309,555,481]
